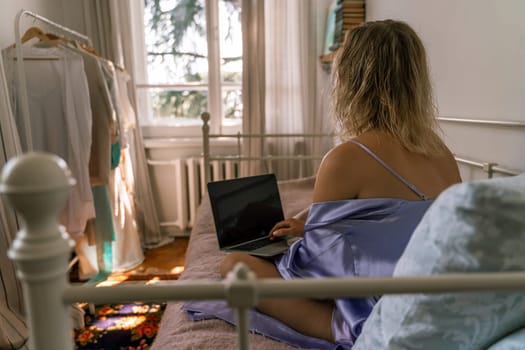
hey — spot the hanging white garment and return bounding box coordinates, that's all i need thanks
[99,59,144,271]
[99,59,123,144]
[114,70,136,133]
[3,45,95,238]
[115,69,162,248]
[72,48,114,186]
[0,55,22,159]
[109,150,144,271]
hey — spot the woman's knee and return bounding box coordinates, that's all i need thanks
[220,252,249,278]
[220,253,281,279]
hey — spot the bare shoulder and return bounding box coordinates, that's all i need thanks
[312,141,366,202]
[439,145,463,183]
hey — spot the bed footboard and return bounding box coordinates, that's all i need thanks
[2,151,525,350]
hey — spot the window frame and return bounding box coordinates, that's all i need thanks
[132,0,242,137]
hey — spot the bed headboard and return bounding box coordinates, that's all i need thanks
[201,112,523,183]
[200,112,336,182]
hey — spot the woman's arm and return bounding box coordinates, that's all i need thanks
[293,206,310,220]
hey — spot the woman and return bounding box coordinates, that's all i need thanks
[220,19,461,347]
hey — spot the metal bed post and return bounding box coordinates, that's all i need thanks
[236,131,242,170]
[0,152,75,350]
[225,264,258,350]
[483,162,497,179]
[201,112,211,184]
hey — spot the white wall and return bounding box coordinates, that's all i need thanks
[0,0,69,49]
[367,0,525,178]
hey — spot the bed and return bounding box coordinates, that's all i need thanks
[149,114,525,349]
[1,116,524,350]
[152,176,316,349]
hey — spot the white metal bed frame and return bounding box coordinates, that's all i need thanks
[202,112,523,182]
[201,112,335,183]
[1,117,523,350]
[0,152,523,350]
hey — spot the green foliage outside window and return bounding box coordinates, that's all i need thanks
[144,0,242,121]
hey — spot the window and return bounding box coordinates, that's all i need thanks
[136,0,242,134]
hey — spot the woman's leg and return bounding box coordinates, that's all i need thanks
[220,253,334,342]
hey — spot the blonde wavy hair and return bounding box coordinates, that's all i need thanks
[331,19,445,155]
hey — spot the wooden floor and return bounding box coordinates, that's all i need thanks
[71,237,190,284]
[128,237,189,275]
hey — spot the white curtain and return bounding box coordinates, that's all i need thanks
[108,0,163,248]
[264,0,333,179]
[0,54,23,304]
[241,0,266,177]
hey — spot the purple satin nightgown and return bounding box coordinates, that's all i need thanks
[184,139,434,349]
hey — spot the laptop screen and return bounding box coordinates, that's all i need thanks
[207,174,285,249]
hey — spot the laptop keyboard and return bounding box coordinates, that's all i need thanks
[236,237,274,251]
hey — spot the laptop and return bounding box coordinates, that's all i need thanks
[207,173,290,257]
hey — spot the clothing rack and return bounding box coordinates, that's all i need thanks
[13,9,93,151]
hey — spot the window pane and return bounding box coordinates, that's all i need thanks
[149,88,208,121]
[222,88,242,125]
[144,0,208,84]
[219,0,242,84]
[141,0,243,127]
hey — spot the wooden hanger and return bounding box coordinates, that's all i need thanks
[21,26,55,44]
[7,26,61,60]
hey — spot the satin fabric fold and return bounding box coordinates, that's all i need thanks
[183,299,338,349]
[276,198,433,342]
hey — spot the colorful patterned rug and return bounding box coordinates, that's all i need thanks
[74,301,166,350]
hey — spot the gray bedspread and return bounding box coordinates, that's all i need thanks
[151,176,315,350]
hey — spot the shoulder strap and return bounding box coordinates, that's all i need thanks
[349,139,429,200]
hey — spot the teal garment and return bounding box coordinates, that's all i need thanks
[89,186,116,282]
[111,141,121,169]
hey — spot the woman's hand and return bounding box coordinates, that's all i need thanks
[269,218,306,239]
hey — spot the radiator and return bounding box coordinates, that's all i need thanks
[148,156,240,234]
[186,157,240,228]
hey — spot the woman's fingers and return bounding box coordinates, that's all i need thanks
[269,218,305,239]
[269,220,291,238]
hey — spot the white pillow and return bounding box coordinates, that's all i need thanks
[354,174,525,350]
